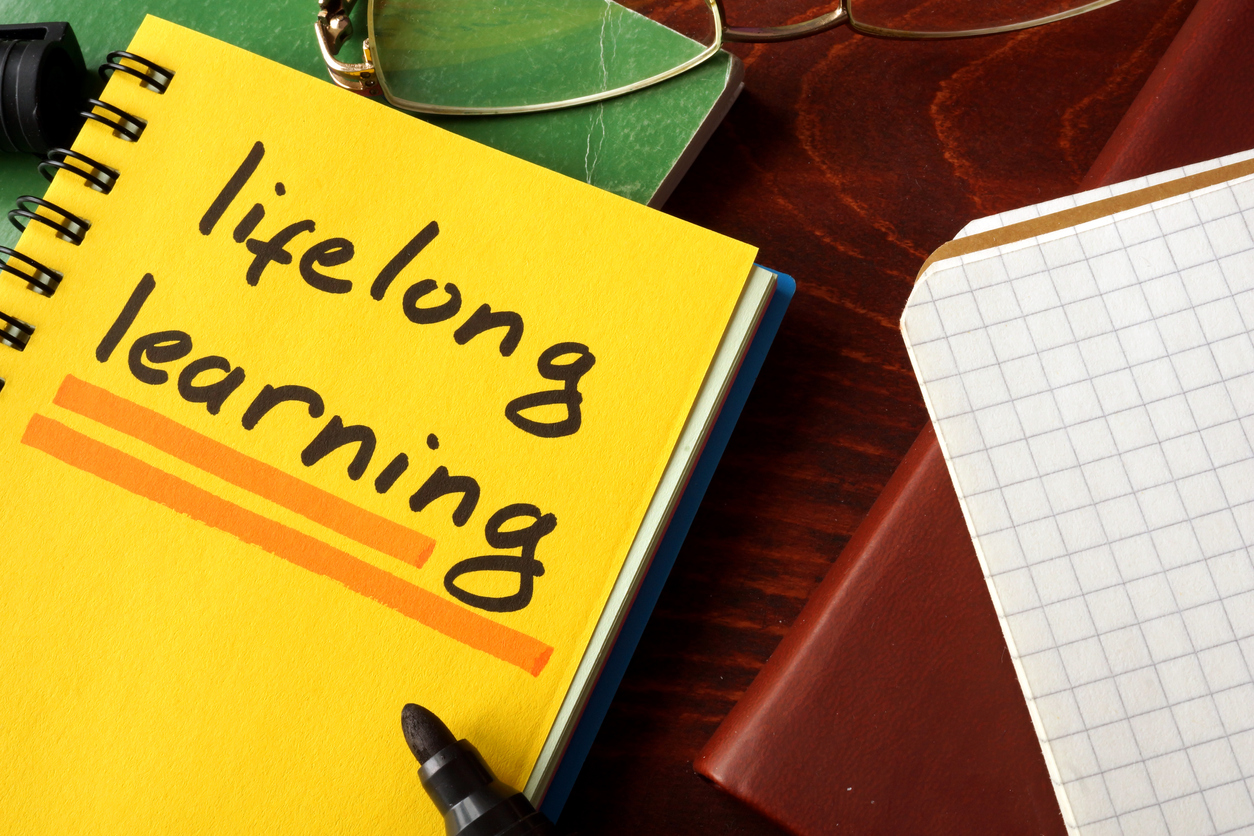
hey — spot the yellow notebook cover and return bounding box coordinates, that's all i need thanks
[0,17,758,833]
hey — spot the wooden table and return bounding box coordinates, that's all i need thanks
[558,1,1197,831]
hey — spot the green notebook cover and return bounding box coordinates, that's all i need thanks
[1,0,741,249]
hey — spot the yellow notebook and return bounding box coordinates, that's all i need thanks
[0,17,769,833]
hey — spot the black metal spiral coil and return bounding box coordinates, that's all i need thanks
[38,149,119,194]
[7,196,90,245]
[80,98,147,142]
[99,51,174,93]
[0,246,60,295]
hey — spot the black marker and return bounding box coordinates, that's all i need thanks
[401,704,557,836]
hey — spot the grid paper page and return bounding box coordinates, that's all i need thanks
[903,174,1254,836]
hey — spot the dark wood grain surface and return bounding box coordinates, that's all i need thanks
[559,1,1197,832]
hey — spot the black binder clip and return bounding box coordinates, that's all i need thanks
[0,22,88,155]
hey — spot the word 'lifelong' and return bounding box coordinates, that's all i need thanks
[198,141,595,440]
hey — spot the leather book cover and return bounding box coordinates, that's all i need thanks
[694,0,1254,833]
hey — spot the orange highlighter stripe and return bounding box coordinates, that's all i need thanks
[22,414,553,676]
[53,375,435,569]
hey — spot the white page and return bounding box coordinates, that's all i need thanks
[904,172,1254,836]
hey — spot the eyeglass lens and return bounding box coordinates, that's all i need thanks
[369,0,718,112]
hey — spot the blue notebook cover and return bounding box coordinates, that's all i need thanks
[541,268,796,819]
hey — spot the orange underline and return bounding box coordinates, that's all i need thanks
[53,375,435,569]
[22,414,553,677]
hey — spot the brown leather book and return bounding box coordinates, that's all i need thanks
[694,1,1254,833]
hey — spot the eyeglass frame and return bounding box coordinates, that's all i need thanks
[315,0,1123,116]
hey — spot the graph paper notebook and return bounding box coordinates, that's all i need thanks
[0,16,778,834]
[903,154,1254,836]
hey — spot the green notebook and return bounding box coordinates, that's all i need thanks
[0,0,742,249]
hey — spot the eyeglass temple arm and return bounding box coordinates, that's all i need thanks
[718,0,1126,43]
[316,0,383,96]
[718,0,850,43]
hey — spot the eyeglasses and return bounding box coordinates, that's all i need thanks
[316,0,1122,115]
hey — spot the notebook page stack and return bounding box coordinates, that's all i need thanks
[903,154,1254,835]
[0,17,785,834]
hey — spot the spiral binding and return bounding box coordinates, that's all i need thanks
[0,246,61,295]
[81,99,148,143]
[100,51,175,94]
[0,52,174,390]
[38,149,120,195]
[0,312,34,351]
[8,196,90,245]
